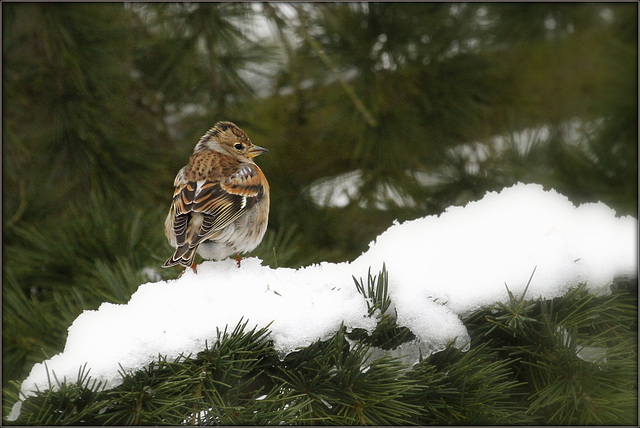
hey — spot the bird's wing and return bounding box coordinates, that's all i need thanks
[171,163,266,248]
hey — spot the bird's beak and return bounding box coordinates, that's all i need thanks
[248,145,268,158]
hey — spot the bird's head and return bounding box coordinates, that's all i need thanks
[194,121,268,162]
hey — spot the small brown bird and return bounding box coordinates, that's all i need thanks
[163,122,270,271]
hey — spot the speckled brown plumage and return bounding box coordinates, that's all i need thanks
[163,122,270,271]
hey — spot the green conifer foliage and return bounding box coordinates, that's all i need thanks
[2,2,637,424]
[4,270,635,425]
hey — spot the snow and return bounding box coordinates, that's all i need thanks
[7,183,637,421]
[308,170,418,209]
[353,183,636,317]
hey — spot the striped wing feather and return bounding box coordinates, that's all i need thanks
[171,163,264,249]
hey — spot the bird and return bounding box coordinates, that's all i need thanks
[163,121,270,272]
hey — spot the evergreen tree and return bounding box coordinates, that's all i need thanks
[2,2,637,424]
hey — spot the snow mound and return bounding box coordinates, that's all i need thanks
[8,183,637,421]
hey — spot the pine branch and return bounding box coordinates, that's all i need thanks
[4,271,636,425]
[293,5,378,127]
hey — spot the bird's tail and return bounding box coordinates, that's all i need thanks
[162,245,197,269]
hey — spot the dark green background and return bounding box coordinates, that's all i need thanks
[2,1,637,404]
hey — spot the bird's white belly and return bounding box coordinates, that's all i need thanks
[197,197,269,261]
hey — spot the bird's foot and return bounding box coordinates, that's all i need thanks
[179,263,197,277]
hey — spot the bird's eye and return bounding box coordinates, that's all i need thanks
[234,143,243,150]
